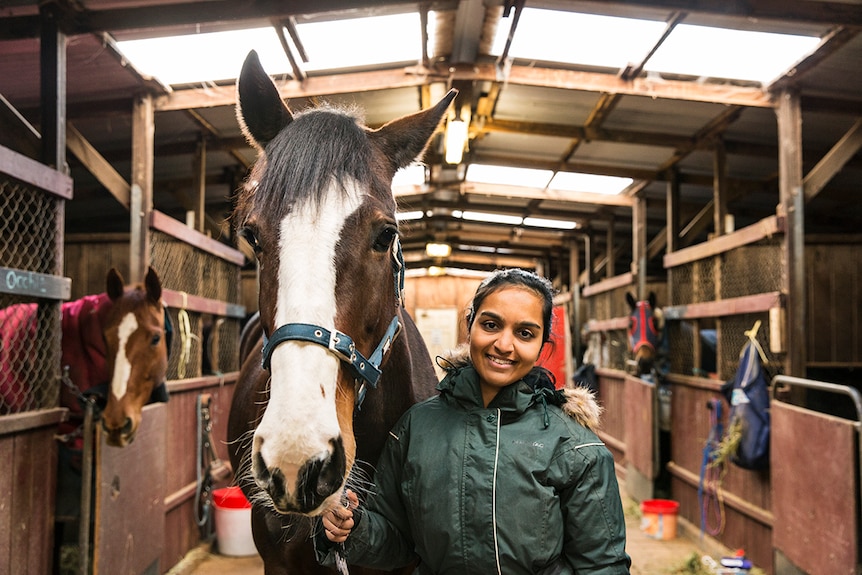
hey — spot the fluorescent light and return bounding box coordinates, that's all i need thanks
[645,25,820,84]
[425,243,452,258]
[460,211,523,225]
[445,119,468,164]
[393,164,426,187]
[396,210,424,221]
[548,172,633,195]
[523,217,578,230]
[466,164,553,188]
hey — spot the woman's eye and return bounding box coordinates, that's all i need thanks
[373,225,398,253]
[518,329,536,340]
[481,320,498,331]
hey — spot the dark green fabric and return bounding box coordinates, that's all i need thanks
[317,364,631,574]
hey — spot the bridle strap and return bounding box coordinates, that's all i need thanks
[261,315,402,408]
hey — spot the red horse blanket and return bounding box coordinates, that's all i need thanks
[0,294,112,432]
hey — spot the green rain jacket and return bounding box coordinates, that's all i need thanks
[318,352,631,574]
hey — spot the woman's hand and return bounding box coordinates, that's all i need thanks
[322,489,359,543]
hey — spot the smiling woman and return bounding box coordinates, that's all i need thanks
[318,268,632,574]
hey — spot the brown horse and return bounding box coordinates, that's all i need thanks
[227,50,448,573]
[0,267,170,447]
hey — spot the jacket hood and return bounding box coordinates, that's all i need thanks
[436,345,602,431]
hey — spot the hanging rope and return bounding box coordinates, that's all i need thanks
[177,292,199,379]
[698,397,727,537]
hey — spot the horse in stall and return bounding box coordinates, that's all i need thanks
[0,266,171,446]
[227,50,448,574]
[626,291,665,377]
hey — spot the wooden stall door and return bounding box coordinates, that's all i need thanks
[772,401,858,575]
[95,403,166,575]
[624,375,656,501]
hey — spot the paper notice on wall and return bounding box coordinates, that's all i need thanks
[414,307,460,380]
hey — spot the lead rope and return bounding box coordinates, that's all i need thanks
[698,398,726,537]
[194,393,221,538]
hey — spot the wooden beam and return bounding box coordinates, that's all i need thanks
[130,93,154,283]
[803,117,862,202]
[155,62,774,112]
[664,215,784,268]
[663,291,783,320]
[66,122,130,209]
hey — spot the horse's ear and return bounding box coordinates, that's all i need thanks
[236,50,293,150]
[625,292,636,310]
[648,291,656,309]
[144,266,162,304]
[107,268,125,301]
[370,89,458,173]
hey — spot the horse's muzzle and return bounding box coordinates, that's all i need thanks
[253,437,346,514]
[102,416,136,447]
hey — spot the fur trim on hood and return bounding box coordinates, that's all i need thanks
[436,344,603,431]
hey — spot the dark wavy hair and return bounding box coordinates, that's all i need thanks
[466,268,556,346]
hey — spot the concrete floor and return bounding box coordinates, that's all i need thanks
[169,485,727,575]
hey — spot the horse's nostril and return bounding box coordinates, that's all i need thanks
[121,417,133,435]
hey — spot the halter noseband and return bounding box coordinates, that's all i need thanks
[260,237,406,410]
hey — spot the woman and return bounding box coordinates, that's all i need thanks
[318,268,631,574]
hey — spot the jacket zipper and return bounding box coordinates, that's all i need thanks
[492,407,502,575]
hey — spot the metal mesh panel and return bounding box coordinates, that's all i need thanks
[0,177,62,274]
[204,316,241,375]
[605,329,628,371]
[671,259,717,305]
[150,230,241,304]
[0,295,61,414]
[719,312,782,381]
[721,240,782,299]
[667,321,695,376]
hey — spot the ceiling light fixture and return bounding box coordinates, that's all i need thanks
[425,242,452,258]
[445,119,468,164]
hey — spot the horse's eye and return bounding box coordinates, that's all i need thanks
[241,227,261,254]
[151,333,161,346]
[373,225,398,253]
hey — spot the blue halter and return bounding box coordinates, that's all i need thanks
[260,237,406,410]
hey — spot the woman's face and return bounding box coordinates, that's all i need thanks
[469,286,546,406]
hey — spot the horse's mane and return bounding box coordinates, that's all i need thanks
[236,105,381,222]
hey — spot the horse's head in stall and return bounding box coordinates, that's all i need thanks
[626,291,664,376]
[230,50,453,516]
[99,267,170,447]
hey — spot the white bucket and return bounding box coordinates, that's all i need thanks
[213,487,257,556]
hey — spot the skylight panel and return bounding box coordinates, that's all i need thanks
[117,28,287,86]
[458,211,524,225]
[548,172,633,195]
[297,13,422,72]
[492,8,667,69]
[466,164,553,188]
[392,164,427,187]
[644,25,820,84]
[523,217,578,230]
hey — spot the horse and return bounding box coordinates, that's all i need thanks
[625,291,665,376]
[0,266,171,447]
[227,50,449,574]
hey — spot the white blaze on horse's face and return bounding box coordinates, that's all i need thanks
[252,177,364,512]
[111,312,137,400]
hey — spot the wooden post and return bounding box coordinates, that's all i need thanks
[666,169,680,305]
[569,239,581,365]
[633,193,647,299]
[605,212,615,279]
[194,135,207,233]
[130,93,154,283]
[776,90,806,378]
[39,4,66,175]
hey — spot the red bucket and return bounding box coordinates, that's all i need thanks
[212,487,255,556]
[640,499,679,540]
[213,486,251,509]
